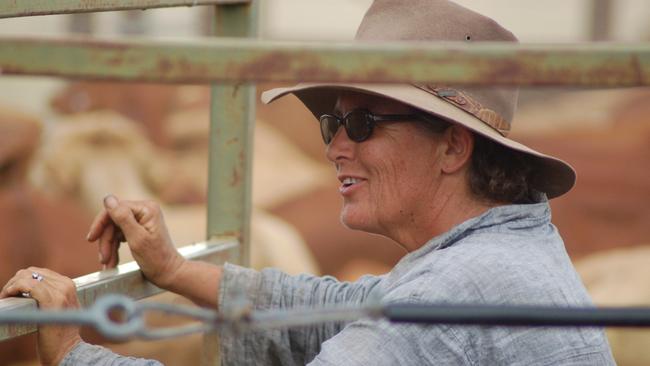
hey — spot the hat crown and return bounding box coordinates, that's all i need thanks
[355,0,518,135]
[260,0,577,198]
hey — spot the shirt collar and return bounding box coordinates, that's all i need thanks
[396,195,552,266]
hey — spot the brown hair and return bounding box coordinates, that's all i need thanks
[468,134,538,204]
[416,113,538,204]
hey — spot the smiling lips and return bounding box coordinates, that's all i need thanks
[339,176,365,195]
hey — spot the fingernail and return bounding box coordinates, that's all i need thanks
[104,195,118,209]
[102,264,107,271]
[98,253,104,263]
[86,232,91,241]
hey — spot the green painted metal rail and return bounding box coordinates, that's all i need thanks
[202,3,258,364]
[0,0,249,18]
[0,37,648,86]
[0,1,648,365]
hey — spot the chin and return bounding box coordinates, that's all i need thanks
[340,208,374,233]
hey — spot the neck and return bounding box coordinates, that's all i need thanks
[387,179,499,253]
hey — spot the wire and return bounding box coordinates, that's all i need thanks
[3,295,650,342]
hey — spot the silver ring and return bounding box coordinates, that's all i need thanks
[31,272,44,282]
[21,291,31,298]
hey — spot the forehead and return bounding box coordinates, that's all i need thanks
[334,91,412,115]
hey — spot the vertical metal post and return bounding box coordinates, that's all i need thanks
[68,14,94,34]
[119,10,148,35]
[203,2,258,365]
[208,0,258,266]
[590,0,612,41]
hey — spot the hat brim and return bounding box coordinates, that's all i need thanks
[261,83,576,199]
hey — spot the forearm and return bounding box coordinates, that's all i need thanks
[61,341,162,366]
[219,264,384,365]
[163,259,222,308]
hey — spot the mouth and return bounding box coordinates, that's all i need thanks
[342,177,360,188]
[339,176,365,195]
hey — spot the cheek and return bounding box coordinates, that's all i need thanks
[360,131,441,206]
[374,149,439,202]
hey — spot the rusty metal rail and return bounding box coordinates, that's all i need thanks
[0,37,648,86]
[0,1,647,365]
[0,239,238,342]
[0,0,250,19]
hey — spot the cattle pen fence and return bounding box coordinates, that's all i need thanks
[0,1,649,365]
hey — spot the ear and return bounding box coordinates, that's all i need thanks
[440,125,474,174]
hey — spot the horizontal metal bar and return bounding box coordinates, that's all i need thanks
[247,302,650,330]
[384,303,650,327]
[0,0,249,19]
[0,37,648,86]
[0,238,238,342]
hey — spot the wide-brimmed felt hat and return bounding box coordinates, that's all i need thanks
[261,0,576,199]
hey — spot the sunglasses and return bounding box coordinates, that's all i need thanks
[319,109,420,144]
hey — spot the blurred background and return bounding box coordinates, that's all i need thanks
[0,0,649,365]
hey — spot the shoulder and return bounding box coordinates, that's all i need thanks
[384,229,589,306]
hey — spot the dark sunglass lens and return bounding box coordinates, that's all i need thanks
[344,110,371,142]
[319,115,340,144]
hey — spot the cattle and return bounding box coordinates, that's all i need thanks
[38,82,650,366]
[24,107,319,365]
[512,88,650,259]
[576,245,650,366]
[0,106,99,365]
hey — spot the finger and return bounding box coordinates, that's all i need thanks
[106,236,120,269]
[2,277,44,300]
[28,267,68,284]
[103,195,148,239]
[87,208,115,242]
[20,268,78,310]
[0,279,15,298]
[28,267,77,292]
[1,274,18,296]
[97,224,114,266]
[1,269,33,298]
[115,229,125,243]
[2,277,29,297]
[116,199,156,230]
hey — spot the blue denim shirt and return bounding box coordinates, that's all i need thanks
[63,200,615,365]
[218,200,614,365]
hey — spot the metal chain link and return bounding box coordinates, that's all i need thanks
[3,294,650,341]
[0,294,381,340]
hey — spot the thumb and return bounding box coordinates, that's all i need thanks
[103,195,145,239]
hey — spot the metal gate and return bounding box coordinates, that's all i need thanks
[0,1,648,365]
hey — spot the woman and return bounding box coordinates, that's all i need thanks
[1,1,615,365]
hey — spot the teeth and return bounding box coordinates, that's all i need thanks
[343,177,359,185]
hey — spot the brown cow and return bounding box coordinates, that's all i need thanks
[512,89,650,259]
[48,81,650,279]
[50,81,180,147]
[25,108,320,365]
[575,245,650,366]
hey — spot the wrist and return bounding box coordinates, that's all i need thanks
[46,335,82,366]
[157,254,187,290]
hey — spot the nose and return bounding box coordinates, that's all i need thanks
[325,125,355,163]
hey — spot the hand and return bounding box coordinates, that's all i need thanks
[0,267,82,366]
[86,195,185,289]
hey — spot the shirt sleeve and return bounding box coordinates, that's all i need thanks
[60,341,163,366]
[218,263,383,366]
[308,318,470,366]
